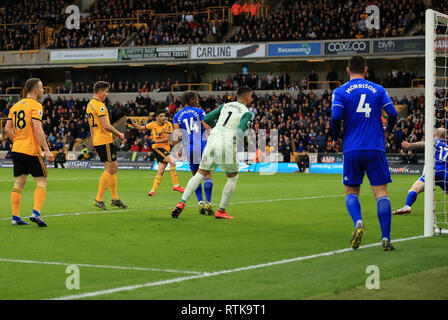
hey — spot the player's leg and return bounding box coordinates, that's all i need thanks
[29,156,49,227]
[367,151,394,251]
[171,138,217,218]
[215,172,238,220]
[372,185,394,251]
[149,161,167,196]
[30,176,48,227]
[215,142,239,220]
[343,151,366,249]
[11,174,28,225]
[393,178,424,215]
[166,154,184,193]
[190,167,205,214]
[109,160,127,209]
[94,144,112,210]
[171,168,209,218]
[203,171,214,215]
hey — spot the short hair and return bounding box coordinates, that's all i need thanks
[156,109,166,116]
[24,78,41,95]
[348,55,366,74]
[435,127,446,139]
[94,81,110,93]
[237,86,253,98]
[181,91,198,105]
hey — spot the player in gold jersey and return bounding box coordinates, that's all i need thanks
[86,81,127,210]
[127,109,184,196]
[4,78,54,227]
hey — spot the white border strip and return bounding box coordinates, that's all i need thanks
[49,235,427,300]
[0,258,203,275]
[0,195,345,221]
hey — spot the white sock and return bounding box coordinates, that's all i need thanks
[219,175,239,210]
[181,172,205,203]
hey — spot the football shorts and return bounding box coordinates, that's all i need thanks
[343,150,392,186]
[199,133,238,173]
[419,167,448,192]
[94,143,117,163]
[12,152,47,177]
[150,147,170,163]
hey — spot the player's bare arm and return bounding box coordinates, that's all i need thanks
[172,123,182,146]
[32,118,54,163]
[4,119,14,142]
[99,116,124,140]
[127,120,146,131]
[402,141,425,150]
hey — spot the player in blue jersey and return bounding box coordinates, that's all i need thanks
[173,91,214,215]
[393,128,448,215]
[331,55,398,251]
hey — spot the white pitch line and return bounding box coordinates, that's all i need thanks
[49,234,427,300]
[0,176,154,182]
[0,258,203,275]
[0,194,345,221]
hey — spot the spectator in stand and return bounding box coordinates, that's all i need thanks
[327,67,338,90]
[308,70,319,90]
[130,140,141,152]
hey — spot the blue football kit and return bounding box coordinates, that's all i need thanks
[173,106,207,171]
[331,77,397,244]
[331,78,397,186]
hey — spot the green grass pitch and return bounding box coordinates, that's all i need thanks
[0,168,447,300]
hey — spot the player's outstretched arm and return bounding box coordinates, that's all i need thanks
[402,140,425,150]
[127,118,146,131]
[32,119,54,163]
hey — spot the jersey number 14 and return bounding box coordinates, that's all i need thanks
[356,94,371,118]
[183,118,199,134]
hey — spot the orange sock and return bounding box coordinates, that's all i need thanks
[33,186,46,212]
[110,173,119,200]
[151,175,163,192]
[96,171,111,202]
[170,167,179,186]
[11,187,22,217]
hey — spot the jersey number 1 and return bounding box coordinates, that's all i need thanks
[356,94,371,118]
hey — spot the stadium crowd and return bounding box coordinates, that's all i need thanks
[1,88,433,164]
[51,65,418,96]
[1,0,445,50]
[230,0,427,43]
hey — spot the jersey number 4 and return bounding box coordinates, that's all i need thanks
[356,94,371,118]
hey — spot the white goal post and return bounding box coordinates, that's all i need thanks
[425,9,448,236]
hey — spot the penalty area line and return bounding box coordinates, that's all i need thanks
[48,234,427,300]
[0,194,345,222]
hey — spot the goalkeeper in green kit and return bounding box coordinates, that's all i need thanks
[171,86,254,220]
